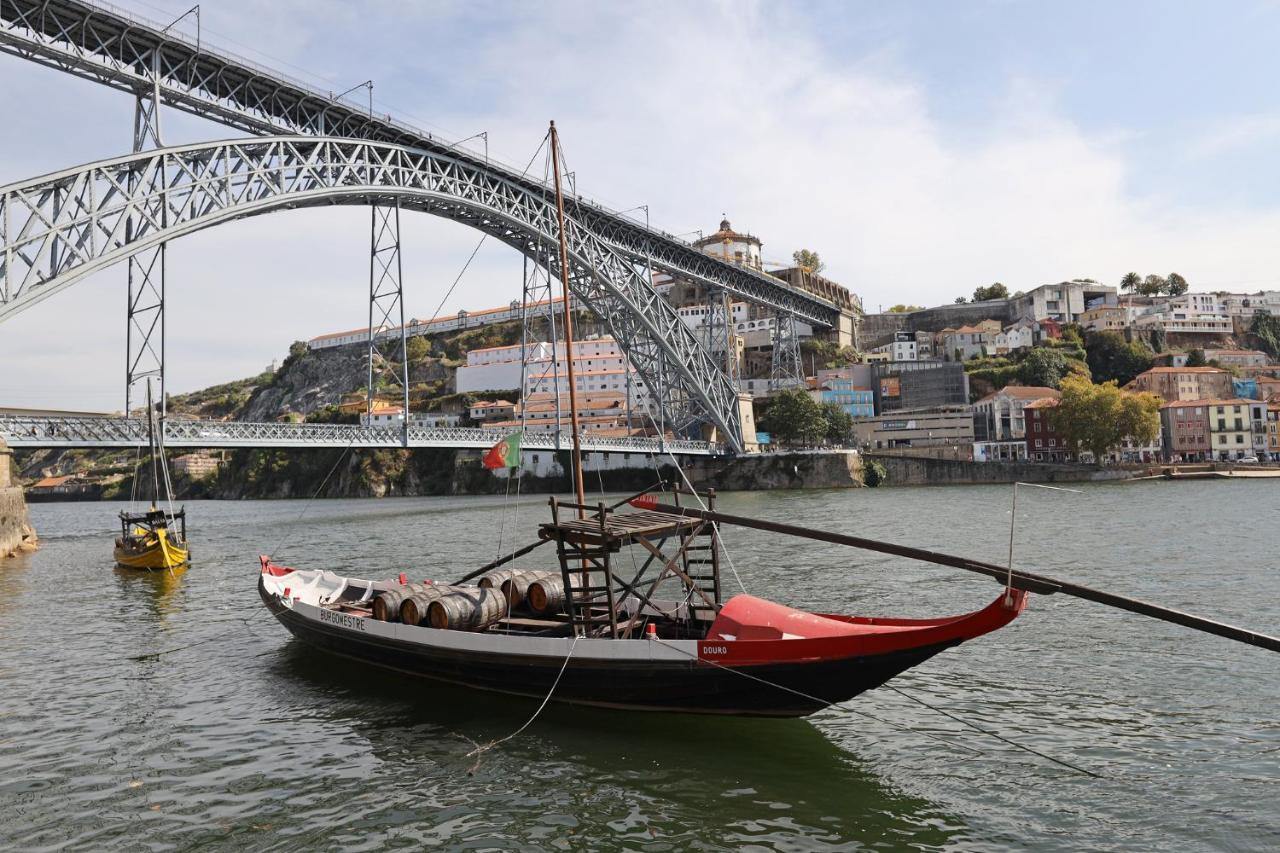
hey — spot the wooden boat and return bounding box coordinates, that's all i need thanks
[257,492,1027,717]
[115,505,189,570]
[115,379,189,571]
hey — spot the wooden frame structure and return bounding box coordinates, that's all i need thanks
[542,491,724,638]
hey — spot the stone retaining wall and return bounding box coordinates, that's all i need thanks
[683,451,864,491]
[1,439,38,557]
[869,454,1134,487]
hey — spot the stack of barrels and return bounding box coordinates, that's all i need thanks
[370,568,573,631]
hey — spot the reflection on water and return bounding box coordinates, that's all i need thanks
[267,642,964,850]
[2,486,1278,851]
[113,564,189,620]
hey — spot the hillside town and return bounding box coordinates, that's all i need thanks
[303,217,1280,471]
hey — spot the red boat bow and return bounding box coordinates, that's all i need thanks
[700,590,1027,665]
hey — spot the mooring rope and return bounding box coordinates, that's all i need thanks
[883,684,1101,778]
[651,637,1105,776]
[464,634,580,761]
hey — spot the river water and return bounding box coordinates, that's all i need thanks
[2,480,1277,851]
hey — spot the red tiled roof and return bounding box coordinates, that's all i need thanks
[977,385,1062,403]
[1023,397,1060,409]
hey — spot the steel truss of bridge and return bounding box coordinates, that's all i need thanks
[0,0,838,329]
[0,415,720,455]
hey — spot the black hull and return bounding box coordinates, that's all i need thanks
[260,582,958,717]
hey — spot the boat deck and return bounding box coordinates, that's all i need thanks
[540,509,702,547]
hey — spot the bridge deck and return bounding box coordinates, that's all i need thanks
[0,416,720,455]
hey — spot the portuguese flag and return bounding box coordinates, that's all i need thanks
[482,431,522,470]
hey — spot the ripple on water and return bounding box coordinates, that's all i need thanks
[1,486,1277,851]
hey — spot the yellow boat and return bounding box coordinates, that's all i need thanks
[114,506,189,570]
[115,379,191,571]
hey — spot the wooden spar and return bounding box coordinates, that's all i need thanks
[548,120,586,519]
[635,499,1280,654]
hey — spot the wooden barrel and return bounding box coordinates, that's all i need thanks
[500,569,557,609]
[527,574,579,616]
[477,568,518,590]
[399,585,459,627]
[372,582,429,622]
[427,587,506,631]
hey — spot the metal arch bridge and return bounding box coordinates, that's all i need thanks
[0,0,841,454]
[0,0,841,326]
[0,135,750,447]
[0,414,720,455]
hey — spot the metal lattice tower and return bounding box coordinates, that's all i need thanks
[702,287,739,387]
[519,244,563,449]
[771,310,803,390]
[366,201,410,441]
[124,46,166,419]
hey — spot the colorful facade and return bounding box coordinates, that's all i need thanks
[1206,399,1253,460]
[1128,367,1233,402]
[1023,398,1071,462]
[1159,401,1211,462]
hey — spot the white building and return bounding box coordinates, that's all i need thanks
[1220,291,1280,320]
[456,337,649,414]
[1009,282,1117,325]
[691,218,763,270]
[871,337,918,361]
[1002,320,1039,352]
[308,296,586,351]
[1133,294,1234,336]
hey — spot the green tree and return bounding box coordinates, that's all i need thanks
[1085,330,1153,385]
[888,304,922,313]
[1138,274,1167,296]
[1164,272,1189,296]
[1185,348,1207,367]
[1051,376,1161,464]
[972,282,1009,302]
[792,249,825,273]
[756,389,826,446]
[405,335,430,362]
[1120,271,1141,294]
[1060,324,1085,347]
[954,296,968,304]
[1250,310,1280,359]
[1019,347,1071,388]
[279,340,309,374]
[820,402,855,445]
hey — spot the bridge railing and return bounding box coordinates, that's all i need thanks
[0,416,720,455]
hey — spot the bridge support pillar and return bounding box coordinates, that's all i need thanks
[770,310,803,391]
[367,201,410,446]
[125,50,167,419]
[703,287,740,389]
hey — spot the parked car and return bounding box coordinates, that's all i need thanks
[1238,455,1260,464]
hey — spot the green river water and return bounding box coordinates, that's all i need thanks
[2,480,1277,851]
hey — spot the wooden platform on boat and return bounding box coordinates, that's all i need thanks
[540,509,703,548]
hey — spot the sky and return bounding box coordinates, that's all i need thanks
[6,0,1280,409]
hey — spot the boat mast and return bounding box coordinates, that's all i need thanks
[549,120,587,517]
[145,378,161,508]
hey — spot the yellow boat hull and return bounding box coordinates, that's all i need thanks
[114,528,189,570]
